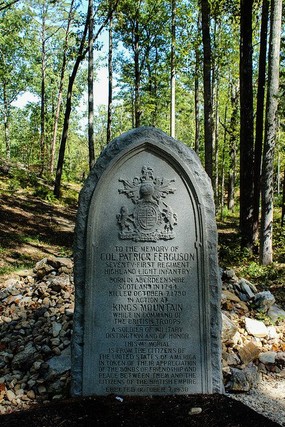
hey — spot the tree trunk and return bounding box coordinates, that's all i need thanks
[107,8,113,144]
[220,104,227,219]
[281,169,285,227]
[170,0,176,138]
[50,0,75,175]
[214,81,219,203]
[228,85,238,211]
[134,17,141,128]
[40,3,47,175]
[194,42,200,154]
[54,7,91,198]
[194,74,200,154]
[3,82,10,159]
[88,0,95,170]
[239,0,254,248]
[260,0,282,265]
[201,0,213,181]
[253,0,269,245]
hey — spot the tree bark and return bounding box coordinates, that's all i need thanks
[50,0,75,175]
[134,15,141,128]
[281,169,285,227]
[220,104,227,219]
[3,82,10,159]
[239,0,254,248]
[88,0,95,170]
[0,0,19,12]
[228,85,238,211]
[40,2,47,175]
[201,0,213,181]
[107,8,113,144]
[170,0,176,138]
[260,0,282,265]
[54,7,91,198]
[194,31,201,155]
[214,81,219,203]
[253,0,269,245]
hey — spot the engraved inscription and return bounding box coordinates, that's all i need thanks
[117,166,177,242]
[96,243,198,395]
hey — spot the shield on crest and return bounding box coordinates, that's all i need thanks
[135,202,158,231]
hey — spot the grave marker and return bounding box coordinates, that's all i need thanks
[72,127,222,396]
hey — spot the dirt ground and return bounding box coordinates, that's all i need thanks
[0,394,282,427]
[0,191,76,276]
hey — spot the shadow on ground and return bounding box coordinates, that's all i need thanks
[0,394,281,427]
[0,192,76,275]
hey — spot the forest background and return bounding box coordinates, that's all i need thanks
[0,0,285,269]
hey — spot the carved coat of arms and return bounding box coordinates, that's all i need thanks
[117,166,178,242]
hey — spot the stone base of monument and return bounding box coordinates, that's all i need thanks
[0,394,281,427]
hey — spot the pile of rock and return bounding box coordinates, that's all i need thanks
[221,269,285,392]
[0,259,284,415]
[0,257,74,413]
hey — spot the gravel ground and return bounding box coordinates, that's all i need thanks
[231,373,285,426]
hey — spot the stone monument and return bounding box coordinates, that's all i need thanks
[72,127,222,396]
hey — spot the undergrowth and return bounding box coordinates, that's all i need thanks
[0,159,79,206]
[218,211,285,297]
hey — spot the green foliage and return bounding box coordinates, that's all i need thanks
[0,252,35,276]
[241,261,267,279]
[33,184,56,203]
[4,167,38,192]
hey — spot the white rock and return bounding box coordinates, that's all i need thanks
[222,313,238,341]
[232,331,242,346]
[6,390,15,402]
[267,326,278,339]
[189,407,202,415]
[245,317,268,338]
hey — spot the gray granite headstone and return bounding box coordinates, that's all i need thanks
[72,127,222,396]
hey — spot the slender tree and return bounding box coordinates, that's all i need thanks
[50,0,75,175]
[200,0,213,181]
[54,6,91,198]
[281,169,285,228]
[239,0,254,248]
[88,0,95,170]
[260,0,282,264]
[194,47,201,155]
[228,85,239,211]
[253,0,270,245]
[39,1,47,175]
[170,0,176,138]
[107,1,113,144]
